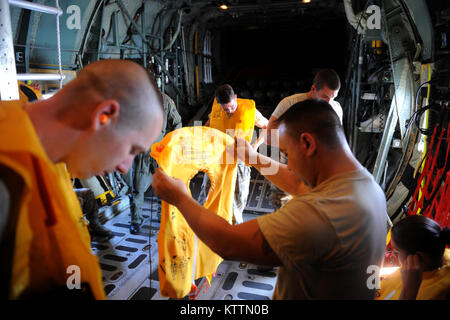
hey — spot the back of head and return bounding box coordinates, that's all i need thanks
[59,59,163,131]
[215,84,235,104]
[392,215,450,260]
[313,69,341,91]
[275,98,343,148]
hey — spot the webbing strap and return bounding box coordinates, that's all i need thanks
[408,126,439,215]
[408,121,450,217]
[432,171,450,228]
[423,121,450,219]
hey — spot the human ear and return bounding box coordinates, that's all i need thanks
[300,133,317,157]
[414,252,426,266]
[91,99,120,130]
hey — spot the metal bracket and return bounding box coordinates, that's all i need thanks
[1,0,64,101]
[0,0,19,100]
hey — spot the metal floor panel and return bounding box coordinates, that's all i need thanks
[193,261,277,300]
[91,195,277,300]
[92,196,161,300]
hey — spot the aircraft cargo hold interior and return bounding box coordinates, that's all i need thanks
[0,0,449,309]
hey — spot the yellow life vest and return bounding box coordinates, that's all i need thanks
[150,126,237,298]
[18,81,42,102]
[376,249,450,300]
[0,101,105,299]
[209,98,256,142]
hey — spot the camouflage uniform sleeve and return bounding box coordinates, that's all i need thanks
[168,104,182,130]
[166,99,182,131]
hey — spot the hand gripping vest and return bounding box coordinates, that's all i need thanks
[150,126,238,298]
[0,101,105,299]
[209,98,256,142]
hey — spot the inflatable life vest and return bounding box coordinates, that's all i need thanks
[0,101,105,299]
[150,126,238,298]
[18,81,42,103]
[209,98,256,142]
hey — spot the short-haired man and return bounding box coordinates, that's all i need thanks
[206,84,268,224]
[0,59,164,299]
[266,69,343,145]
[152,99,387,299]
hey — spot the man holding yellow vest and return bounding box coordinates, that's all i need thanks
[206,84,268,224]
[153,99,387,300]
[0,59,164,299]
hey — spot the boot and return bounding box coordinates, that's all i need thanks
[88,218,115,240]
[129,202,143,235]
[130,186,149,234]
[129,222,141,234]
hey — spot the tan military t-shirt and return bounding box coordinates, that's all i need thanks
[257,169,387,299]
[272,92,343,124]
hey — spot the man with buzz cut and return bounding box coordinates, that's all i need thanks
[153,99,387,300]
[264,69,343,216]
[266,69,343,145]
[0,59,164,299]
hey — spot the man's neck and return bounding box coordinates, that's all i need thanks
[24,99,76,164]
[313,149,363,187]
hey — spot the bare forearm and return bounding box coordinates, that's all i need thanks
[153,167,281,265]
[252,129,266,150]
[252,153,308,196]
[399,255,423,300]
[175,194,281,265]
[255,110,268,129]
[399,286,419,300]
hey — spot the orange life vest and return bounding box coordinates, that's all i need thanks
[150,126,237,298]
[209,98,256,142]
[0,101,105,299]
[18,81,42,102]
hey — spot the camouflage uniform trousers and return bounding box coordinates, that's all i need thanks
[122,153,157,225]
[74,188,113,238]
[268,153,291,209]
[123,92,181,225]
[75,189,98,222]
[198,161,250,225]
[233,161,251,224]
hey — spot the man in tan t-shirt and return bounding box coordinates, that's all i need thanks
[266,69,343,146]
[152,99,387,299]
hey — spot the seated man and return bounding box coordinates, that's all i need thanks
[152,99,387,299]
[0,59,164,299]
